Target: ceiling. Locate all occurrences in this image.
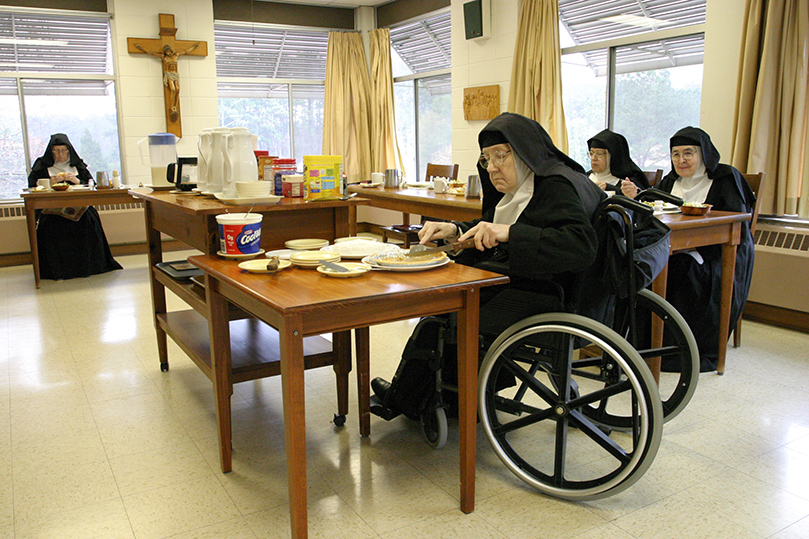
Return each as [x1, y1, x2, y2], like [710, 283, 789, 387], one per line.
[256, 0, 392, 7]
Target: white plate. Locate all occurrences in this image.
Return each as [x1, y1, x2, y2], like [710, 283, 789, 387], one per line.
[69, 185, 91, 190]
[334, 236, 379, 243]
[361, 254, 450, 272]
[405, 182, 432, 189]
[238, 258, 291, 273]
[214, 193, 282, 205]
[290, 251, 340, 268]
[317, 262, 372, 278]
[265, 249, 305, 260]
[217, 248, 266, 259]
[285, 238, 329, 250]
[319, 240, 400, 260]
[359, 182, 382, 188]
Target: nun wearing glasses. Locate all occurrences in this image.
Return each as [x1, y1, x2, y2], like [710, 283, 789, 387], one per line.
[419, 112, 606, 333]
[658, 126, 756, 372]
[586, 128, 649, 198]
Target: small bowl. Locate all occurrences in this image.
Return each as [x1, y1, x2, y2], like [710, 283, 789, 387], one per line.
[680, 204, 712, 216]
[236, 181, 273, 198]
[51, 183, 70, 191]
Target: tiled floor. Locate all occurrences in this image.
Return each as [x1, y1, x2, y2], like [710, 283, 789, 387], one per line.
[1, 251, 809, 538]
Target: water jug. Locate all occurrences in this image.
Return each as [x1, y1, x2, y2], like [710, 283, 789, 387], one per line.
[138, 133, 177, 187]
[223, 127, 258, 197]
[196, 129, 213, 192]
[207, 127, 231, 194]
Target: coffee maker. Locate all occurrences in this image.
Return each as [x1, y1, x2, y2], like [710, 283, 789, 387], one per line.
[167, 156, 198, 191]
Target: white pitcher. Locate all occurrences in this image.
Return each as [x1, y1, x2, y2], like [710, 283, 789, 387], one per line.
[196, 129, 214, 192]
[223, 127, 258, 197]
[207, 127, 231, 194]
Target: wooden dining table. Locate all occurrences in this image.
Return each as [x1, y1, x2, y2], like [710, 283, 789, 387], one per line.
[187, 254, 509, 539]
[348, 184, 751, 376]
[21, 186, 138, 288]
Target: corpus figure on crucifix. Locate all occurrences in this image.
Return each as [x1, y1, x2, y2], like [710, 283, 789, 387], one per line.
[135, 42, 199, 122]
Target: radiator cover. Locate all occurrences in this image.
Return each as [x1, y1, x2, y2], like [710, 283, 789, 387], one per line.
[748, 222, 809, 313]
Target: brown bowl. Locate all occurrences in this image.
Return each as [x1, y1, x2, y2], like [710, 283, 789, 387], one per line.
[680, 204, 712, 216]
[51, 183, 70, 191]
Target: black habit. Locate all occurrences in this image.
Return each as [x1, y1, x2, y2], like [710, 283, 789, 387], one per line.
[587, 129, 650, 191]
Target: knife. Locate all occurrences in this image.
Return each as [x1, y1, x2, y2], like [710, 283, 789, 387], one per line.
[405, 238, 476, 257]
[319, 259, 351, 272]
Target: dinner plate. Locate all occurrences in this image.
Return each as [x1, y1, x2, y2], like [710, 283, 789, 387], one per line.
[265, 249, 305, 260]
[214, 193, 282, 205]
[334, 236, 379, 243]
[405, 182, 432, 189]
[316, 262, 372, 278]
[361, 254, 450, 271]
[238, 259, 292, 273]
[217, 248, 266, 259]
[285, 238, 329, 250]
[319, 240, 399, 260]
[359, 182, 382, 188]
[290, 250, 340, 268]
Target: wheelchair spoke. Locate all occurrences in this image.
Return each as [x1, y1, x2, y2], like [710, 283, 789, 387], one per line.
[500, 353, 558, 406]
[569, 410, 632, 464]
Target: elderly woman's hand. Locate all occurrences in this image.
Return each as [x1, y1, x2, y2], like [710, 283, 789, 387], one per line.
[418, 221, 457, 244]
[620, 179, 639, 199]
[595, 180, 608, 191]
[458, 221, 510, 251]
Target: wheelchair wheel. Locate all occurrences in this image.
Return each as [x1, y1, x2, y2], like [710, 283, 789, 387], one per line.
[421, 406, 448, 449]
[478, 313, 663, 501]
[608, 289, 699, 423]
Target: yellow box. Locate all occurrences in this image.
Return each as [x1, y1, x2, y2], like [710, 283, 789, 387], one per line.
[303, 155, 342, 200]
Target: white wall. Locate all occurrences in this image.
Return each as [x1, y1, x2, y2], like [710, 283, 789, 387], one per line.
[110, 0, 219, 186]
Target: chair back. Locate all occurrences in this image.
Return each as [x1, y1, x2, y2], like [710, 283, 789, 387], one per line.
[643, 169, 663, 187]
[742, 172, 765, 235]
[425, 163, 459, 182]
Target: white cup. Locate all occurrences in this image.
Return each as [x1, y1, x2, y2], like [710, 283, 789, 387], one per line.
[37, 178, 50, 189]
[371, 172, 384, 185]
[434, 178, 448, 193]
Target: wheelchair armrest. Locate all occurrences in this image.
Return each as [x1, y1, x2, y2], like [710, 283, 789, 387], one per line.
[605, 195, 654, 217]
[637, 188, 684, 207]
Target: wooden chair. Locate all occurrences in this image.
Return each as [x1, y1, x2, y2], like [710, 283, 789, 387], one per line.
[733, 171, 765, 347]
[643, 169, 664, 187]
[381, 163, 460, 248]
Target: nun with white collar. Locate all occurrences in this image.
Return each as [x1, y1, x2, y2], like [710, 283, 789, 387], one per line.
[658, 126, 755, 372]
[586, 129, 649, 198]
[419, 112, 606, 333]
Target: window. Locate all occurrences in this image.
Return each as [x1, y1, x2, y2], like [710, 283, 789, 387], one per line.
[560, 0, 705, 171]
[389, 10, 451, 181]
[215, 23, 328, 166]
[0, 9, 119, 199]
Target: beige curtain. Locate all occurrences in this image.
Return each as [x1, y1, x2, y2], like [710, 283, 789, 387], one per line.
[731, 0, 809, 217]
[323, 31, 373, 183]
[368, 28, 405, 177]
[507, 0, 569, 152]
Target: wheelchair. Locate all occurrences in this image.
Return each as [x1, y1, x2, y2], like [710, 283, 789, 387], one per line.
[372, 192, 699, 501]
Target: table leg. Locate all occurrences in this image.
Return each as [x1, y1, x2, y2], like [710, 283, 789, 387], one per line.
[716, 244, 737, 375]
[457, 289, 478, 514]
[144, 203, 169, 368]
[205, 276, 234, 473]
[648, 263, 669, 384]
[354, 326, 371, 437]
[24, 200, 41, 289]
[332, 330, 352, 419]
[280, 315, 308, 539]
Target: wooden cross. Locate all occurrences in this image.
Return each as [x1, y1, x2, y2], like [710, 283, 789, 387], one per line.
[127, 14, 208, 138]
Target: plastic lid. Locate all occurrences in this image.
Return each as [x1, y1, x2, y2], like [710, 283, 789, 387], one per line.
[254, 150, 269, 156]
[148, 132, 177, 145]
[273, 158, 296, 164]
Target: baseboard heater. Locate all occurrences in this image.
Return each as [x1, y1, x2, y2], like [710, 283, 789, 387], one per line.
[747, 220, 809, 316]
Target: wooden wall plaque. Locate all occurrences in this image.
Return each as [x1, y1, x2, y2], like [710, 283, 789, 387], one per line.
[463, 85, 500, 121]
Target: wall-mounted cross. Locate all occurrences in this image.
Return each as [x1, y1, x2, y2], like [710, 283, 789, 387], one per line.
[127, 13, 208, 138]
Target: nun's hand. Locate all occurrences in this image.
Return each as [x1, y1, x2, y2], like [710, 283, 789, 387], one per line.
[458, 221, 509, 251]
[418, 221, 456, 244]
[620, 179, 639, 199]
[64, 172, 79, 185]
[595, 180, 608, 191]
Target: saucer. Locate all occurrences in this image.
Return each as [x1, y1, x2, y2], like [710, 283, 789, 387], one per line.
[317, 262, 371, 278]
[217, 248, 266, 259]
[285, 238, 329, 250]
[238, 259, 292, 273]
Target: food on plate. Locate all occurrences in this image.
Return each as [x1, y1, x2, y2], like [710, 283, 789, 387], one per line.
[321, 239, 398, 258]
[371, 250, 448, 267]
[266, 256, 279, 271]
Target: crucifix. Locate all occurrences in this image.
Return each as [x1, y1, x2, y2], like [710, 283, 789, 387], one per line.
[127, 14, 208, 137]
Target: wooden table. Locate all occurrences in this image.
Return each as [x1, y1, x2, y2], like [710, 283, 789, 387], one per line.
[188, 254, 509, 539]
[22, 187, 138, 288]
[347, 184, 482, 222]
[129, 190, 369, 472]
[654, 210, 751, 376]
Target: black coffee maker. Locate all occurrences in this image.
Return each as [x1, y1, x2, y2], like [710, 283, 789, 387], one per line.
[167, 156, 198, 191]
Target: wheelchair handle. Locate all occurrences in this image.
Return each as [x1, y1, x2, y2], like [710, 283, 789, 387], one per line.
[637, 187, 684, 206]
[605, 194, 654, 216]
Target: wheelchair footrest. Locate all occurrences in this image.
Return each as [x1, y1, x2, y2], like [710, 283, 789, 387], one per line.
[370, 396, 402, 421]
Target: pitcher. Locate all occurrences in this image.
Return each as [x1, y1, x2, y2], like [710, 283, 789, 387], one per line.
[196, 129, 213, 192]
[206, 127, 231, 194]
[223, 127, 258, 197]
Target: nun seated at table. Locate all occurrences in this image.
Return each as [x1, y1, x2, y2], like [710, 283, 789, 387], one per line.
[658, 126, 755, 372]
[586, 129, 649, 199]
[27, 133, 122, 281]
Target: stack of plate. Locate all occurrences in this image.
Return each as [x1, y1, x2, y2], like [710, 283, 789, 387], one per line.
[285, 238, 329, 250]
[290, 250, 340, 269]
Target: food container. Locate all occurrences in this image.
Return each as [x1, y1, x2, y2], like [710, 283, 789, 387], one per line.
[271, 158, 296, 195]
[303, 155, 343, 199]
[680, 203, 713, 216]
[282, 174, 305, 198]
[216, 213, 262, 256]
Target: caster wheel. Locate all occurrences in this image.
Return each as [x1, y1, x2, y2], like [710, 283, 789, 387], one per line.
[333, 414, 346, 427]
[421, 407, 448, 449]
[160, 363, 169, 372]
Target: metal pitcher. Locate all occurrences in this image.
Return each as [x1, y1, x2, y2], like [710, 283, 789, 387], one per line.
[466, 174, 481, 198]
[384, 169, 401, 189]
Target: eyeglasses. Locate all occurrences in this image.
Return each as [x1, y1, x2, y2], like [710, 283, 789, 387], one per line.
[587, 150, 608, 159]
[478, 150, 512, 169]
[671, 149, 698, 161]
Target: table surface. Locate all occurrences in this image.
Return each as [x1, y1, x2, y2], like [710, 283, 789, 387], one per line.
[189, 254, 509, 538]
[347, 184, 481, 221]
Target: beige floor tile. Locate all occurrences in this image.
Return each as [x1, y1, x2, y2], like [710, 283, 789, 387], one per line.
[12, 429, 108, 470]
[13, 499, 135, 539]
[0, 470, 12, 529]
[95, 411, 193, 459]
[109, 441, 212, 496]
[167, 517, 258, 539]
[771, 515, 809, 539]
[733, 446, 809, 500]
[244, 494, 378, 539]
[664, 418, 779, 467]
[378, 509, 507, 539]
[122, 475, 240, 539]
[571, 522, 639, 539]
[335, 467, 460, 535]
[12, 458, 120, 522]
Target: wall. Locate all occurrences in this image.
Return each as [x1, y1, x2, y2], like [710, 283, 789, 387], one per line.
[110, 0, 219, 186]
